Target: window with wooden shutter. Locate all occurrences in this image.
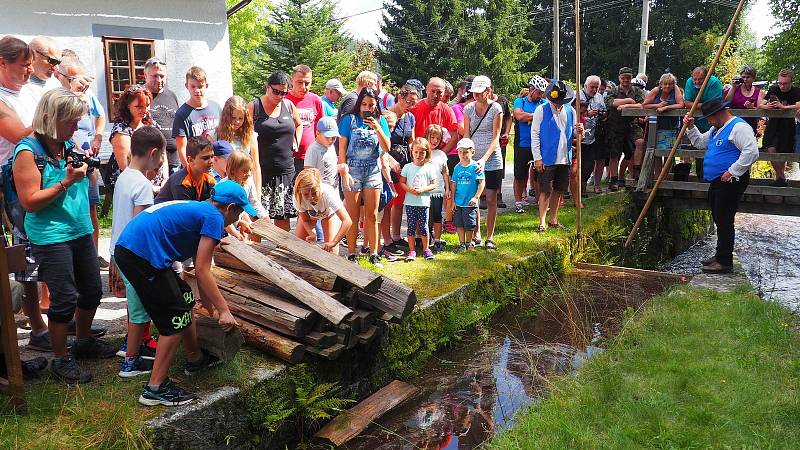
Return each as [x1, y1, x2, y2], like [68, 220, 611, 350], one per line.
[102, 38, 154, 115]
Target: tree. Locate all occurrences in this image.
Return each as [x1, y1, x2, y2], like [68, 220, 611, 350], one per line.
[227, 0, 272, 100]
[379, 0, 537, 96]
[763, 0, 800, 79]
[256, 0, 358, 95]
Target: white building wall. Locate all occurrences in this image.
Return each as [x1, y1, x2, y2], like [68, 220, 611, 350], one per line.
[0, 0, 234, 117]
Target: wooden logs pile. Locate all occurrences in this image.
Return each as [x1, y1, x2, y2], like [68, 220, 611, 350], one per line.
[186, 221, 416, 363]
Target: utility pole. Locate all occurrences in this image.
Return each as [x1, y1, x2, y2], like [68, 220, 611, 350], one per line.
[638, 0, 651, 74]
[553, 0, 560, 79]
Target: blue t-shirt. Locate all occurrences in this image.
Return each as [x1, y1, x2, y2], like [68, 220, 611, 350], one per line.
[401, 162, 437, 207]
[338, 114, 391, 141]
[513, 96, 546, 148]
[684, 76, 723, 132]
[73, 93, 105, 153]
[321, 97, 337, 117]
[116, 200, 224, 269]
[451, 161, 485, 207]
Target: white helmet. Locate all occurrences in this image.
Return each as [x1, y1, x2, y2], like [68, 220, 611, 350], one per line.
[631, 77, 646, 89]
[529, 75, 549, 92]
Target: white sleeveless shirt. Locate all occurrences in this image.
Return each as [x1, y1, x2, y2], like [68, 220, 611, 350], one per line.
[0, 84, 37, 164]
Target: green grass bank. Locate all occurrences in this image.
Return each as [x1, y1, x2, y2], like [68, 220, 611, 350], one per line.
[490, 286, 800, 449]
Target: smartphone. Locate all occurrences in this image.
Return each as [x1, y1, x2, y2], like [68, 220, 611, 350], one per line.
[362, 110, 374, 120]
[769, 95, 779, 103]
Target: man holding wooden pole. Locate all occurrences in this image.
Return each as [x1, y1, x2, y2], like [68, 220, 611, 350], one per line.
[115, 180, 256, 406]
[683, 98, 758, 274]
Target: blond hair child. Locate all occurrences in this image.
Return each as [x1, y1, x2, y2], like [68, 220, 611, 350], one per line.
[425, 124, 450, 252]
[294, 168, 352, 253]
[399, 137, 438, 260]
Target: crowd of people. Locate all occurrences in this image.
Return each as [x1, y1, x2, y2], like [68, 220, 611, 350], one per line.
[1, 32, 799, 406]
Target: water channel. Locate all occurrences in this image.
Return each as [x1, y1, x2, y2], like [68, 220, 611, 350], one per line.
[345, 268, 677, 450]
[344, 206, 800, 449]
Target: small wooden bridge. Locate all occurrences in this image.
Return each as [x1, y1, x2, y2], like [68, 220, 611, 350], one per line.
[622, 108, 800, 216]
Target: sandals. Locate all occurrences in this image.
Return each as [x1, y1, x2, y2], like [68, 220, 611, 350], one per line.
[536, 225, 547, 233]
[547, 222, 564, 229]
[484, 239, 497, 250]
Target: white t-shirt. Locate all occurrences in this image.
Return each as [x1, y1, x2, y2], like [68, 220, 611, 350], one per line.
[110, 168, 154, 256]
[430, 149, 448, 196]
[304, 140, 339, 187]
[295, 183, 343, 220]
[0, 85, 37, 164]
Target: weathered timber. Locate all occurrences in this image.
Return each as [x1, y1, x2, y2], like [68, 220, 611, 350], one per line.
[194, 306, 304, 363]
[652, 148, 800, 163]
[344, 314, 362, 336]
[306, 343, 345, 360]
[193, 313, 243, 362]
[304, 331, 337, 348]
[314, 380, 420, 446]
[215, 247, 338, 291]
[353, 277, 417, 320]
[251, 220, 383, 293]
[356, 326, 378, 345]
[622, 108, 796, 118]
[656, 180, 800, 197]
[222, 237, 352, 324]
[353, 309, 376, 329]
[187, 268, 315, 321]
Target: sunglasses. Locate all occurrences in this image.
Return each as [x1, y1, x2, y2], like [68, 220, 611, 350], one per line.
[36, 50, 60, 66]
[126, 84, 146, 93]
[270, 86, 289, 96]
[144, 57, 166, 68]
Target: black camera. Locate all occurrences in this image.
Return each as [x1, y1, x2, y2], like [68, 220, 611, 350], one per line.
[733, 77, 743, 84]
[69, 149, 101, 172]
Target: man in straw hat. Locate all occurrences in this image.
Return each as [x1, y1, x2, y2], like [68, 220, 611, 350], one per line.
[683, 98, 758, 274]
[531, 80, 583, 233]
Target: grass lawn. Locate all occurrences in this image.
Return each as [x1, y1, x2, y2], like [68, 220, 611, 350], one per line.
[490, 286, 800, 449]
[367, 192, 624, 299]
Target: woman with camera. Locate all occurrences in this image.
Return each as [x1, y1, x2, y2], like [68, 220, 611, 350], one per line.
[13, 88, 116, 384]
[724, 65, 760, 134]
[338, 87, 391, 264]
[248, 70, 303, 231]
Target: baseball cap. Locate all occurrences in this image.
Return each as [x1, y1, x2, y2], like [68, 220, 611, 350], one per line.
[325, 79, 347, 95]
[212, 140, 235, 158]
[316, 116, 340, 138]
[469, 75, 492, 93]
[619, 66, 634, 76]
[211, 180, 258, 218]
[457, 138, 475, 149]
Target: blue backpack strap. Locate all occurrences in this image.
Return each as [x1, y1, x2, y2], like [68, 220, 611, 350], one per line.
[16, 136, 49, 172]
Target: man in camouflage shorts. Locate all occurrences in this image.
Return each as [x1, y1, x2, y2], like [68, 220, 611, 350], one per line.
[605, 66, 645, 191]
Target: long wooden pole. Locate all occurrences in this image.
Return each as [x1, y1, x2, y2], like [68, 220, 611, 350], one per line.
[624, 0, 747, 249]
[574, 0, 582, 239]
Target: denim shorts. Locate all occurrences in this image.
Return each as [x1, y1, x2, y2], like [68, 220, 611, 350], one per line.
[346, 164, 382, 192]
[88, 181, 100, 205]
[453, 206, 478, 231]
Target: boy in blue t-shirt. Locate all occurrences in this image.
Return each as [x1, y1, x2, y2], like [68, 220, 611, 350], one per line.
[115, 180, 257, 407]
[449, 138, 485, 251]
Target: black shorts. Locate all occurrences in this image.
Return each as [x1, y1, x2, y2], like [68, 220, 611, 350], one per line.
[115, 246, 196, 336]
[514, 146, 533, 181]
[763, 120, 796, 153]
[429, 196, 444, 224]
[483, 169, 504, 190]
[447, 154, 460, 176]
[538, 164, 570, 194]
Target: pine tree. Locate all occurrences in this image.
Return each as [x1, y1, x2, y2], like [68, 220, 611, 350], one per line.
[227, 0, 272, 99]
[256, 0, 357, 95]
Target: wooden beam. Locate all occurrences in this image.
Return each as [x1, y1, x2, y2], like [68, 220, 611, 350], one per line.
[0, 245, 26, 413]
[634, 193, 800, 216]
[352, 277, 417, 320]
[238, 320, 305, 363]
[314, 380, 420, 446]
[221, 237, 352, 324]
[215, 247, 338, 291]
[656, 180, 800, 197]
[573, 263, 690, 281]
[652, 148, 800, 162]
[622, 108, 796, 118]
[251, 220, 383, 293]
[193, 314, 243, 362]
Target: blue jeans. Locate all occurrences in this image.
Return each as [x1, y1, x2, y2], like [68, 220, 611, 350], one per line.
[315, 220, 324, 243]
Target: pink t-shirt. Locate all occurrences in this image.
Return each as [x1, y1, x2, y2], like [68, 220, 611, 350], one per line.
[286, 92, 324, 161]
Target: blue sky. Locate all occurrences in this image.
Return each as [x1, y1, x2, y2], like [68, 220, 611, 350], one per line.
[339, 0, 776, 46]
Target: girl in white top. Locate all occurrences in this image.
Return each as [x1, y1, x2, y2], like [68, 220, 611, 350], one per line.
[425, 124, 450, 251]
[221, 150, 268, 240]
[294, 168, 352, 254]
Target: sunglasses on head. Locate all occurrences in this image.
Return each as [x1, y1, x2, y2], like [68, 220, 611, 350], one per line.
[144, 57, 166, 68]
[270, 86, 289, 96]
[36, 50, 60, 66]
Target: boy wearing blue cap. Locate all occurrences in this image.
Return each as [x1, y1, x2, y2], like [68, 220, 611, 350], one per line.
[115, 180, 257, 406]
[210, 140, 235, 182]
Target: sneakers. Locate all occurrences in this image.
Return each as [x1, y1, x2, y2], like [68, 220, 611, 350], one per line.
[71, 336, 117, 359]
[392, 238, 410, 249]
[467, 241, 476, 251]
[66, 319, 107, 338]
[382, 243, 404, 256]
[184, 349, 222, 376]
[423, 249, 435, 260]
[455, 243, 468, 252]
[51, 356, 91, 384]
[360, 246, 370, 255]
[139, 378, 196, 407]
[369, 254, 384, 268]
[347, 254, 358, 263]
[527, 187, 536, 198]
[97, 256, 110, 270]
[119, 356, 153, 378]
[514, 202, 525, 214]
[701, 255, 717, 266]
[608, 177, 619, 192]
[431, 241, 442, 253]
[0, 356, 47, 380]
[701, 261, 733, 274]
[406, 251, 417, 261]
[379, 248, 399, 262]
[117, 338, 157, 360]
[28, 331, 53, 352]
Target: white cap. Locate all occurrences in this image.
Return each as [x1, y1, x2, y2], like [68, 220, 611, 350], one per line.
[469, 75, 491, 93]
[325, 79, 347, 95]
[457, 138, 475, 149]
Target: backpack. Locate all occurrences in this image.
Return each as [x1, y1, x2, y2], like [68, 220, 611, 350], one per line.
[1, 136, 50, 233]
